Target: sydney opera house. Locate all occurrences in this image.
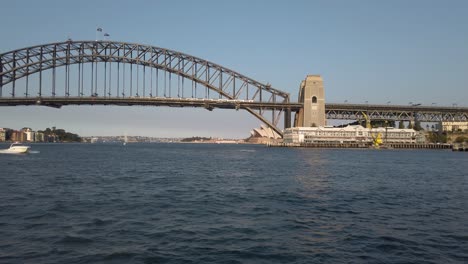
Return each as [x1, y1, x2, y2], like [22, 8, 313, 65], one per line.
[247, 125, 282, 144]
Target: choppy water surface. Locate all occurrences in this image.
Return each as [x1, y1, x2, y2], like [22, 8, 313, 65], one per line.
[0, 143, 467, 263]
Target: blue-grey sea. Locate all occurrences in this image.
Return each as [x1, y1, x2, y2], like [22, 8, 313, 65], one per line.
[0, 143, 467, 263]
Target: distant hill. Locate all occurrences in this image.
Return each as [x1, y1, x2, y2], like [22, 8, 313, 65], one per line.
[181, 136, 212, 142]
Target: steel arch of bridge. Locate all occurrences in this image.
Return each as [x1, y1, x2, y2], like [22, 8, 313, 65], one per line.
[0, 40, 291, 136]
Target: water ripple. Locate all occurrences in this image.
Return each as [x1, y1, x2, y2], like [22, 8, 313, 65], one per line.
[0, 143, 466, 263]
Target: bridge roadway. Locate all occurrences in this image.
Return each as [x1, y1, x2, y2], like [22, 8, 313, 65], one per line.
[0, 96, 300, 111]
[1, 97, 467, 122]
[324, 103, 468, 122]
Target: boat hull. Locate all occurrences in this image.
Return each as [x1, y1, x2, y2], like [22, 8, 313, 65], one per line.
[0, 146, 30, 154]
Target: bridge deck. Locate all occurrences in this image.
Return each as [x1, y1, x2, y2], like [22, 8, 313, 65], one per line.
[0, 97, 302, 110]
[1, 97, 466, 122]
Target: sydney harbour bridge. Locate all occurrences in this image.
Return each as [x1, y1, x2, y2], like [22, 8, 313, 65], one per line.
[1, 40, 467, 137]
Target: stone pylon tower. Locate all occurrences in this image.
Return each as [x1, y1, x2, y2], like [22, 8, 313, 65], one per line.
[294, 75, 326, 127]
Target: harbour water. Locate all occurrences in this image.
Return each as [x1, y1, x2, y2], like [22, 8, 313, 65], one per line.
[0, 143, 467, 263]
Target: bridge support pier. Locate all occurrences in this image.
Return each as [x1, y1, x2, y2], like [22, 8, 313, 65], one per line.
[294, 75, 326, 127]
[0, 61, 3, 97]
[284, 108, 291, 129]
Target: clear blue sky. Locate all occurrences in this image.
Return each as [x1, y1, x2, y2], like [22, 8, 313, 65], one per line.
[1, 0, 467, 138]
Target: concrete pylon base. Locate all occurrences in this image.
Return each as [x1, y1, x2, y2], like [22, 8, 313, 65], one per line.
[294, 75, 326, 127]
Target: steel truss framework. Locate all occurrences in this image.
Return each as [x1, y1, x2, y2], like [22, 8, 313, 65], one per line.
[325, 104, 468, 122]
[0, 40, 291, 136]
[1, 41, 468, 136]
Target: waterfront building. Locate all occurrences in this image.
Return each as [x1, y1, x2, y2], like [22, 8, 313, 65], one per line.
[248, 125, 282, 144]
[36, 132, 45, 142]
[283, 125, 417, 144]
[0, 129, 6, 142]
[369, 127, 417, 143]
[441, 121, 468, 132]
[44, 134, 58, 142]
[284, 125, 367, 144]
[25, 131, 36, 142]
[250, 125, 282, 139]
[10, 130, 27, 142]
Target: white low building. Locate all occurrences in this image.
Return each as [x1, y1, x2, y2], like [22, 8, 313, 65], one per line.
[284, 125, 368, 144]
[283, 125, 417, 144]
[441, 121, 468, 132]
[25, 131, 36, 142]
[370, 127, 417, 143]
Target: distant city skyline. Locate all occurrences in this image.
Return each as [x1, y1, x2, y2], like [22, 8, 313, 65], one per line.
[1, 0, 467, 137]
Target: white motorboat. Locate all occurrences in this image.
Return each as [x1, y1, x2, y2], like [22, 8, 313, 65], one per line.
[0, 142, 31, 154]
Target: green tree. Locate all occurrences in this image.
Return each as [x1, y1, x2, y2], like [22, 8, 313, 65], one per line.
[39, 127, 81, 142]
[398, 121, 405, 129]
[428, 132, 448, 143]
[414, 121, 422, 131]
[181, 136, 211, 142]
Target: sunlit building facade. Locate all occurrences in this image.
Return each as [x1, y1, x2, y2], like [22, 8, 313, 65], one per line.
[283, 125, 417, 144]
[10, 131, 27, 142]
[0, 129, 6, 142]
[441, 121, 468, 132]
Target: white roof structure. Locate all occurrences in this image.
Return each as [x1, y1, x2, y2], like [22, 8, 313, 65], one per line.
[370, 127, 415, 133]
[250, 125, 282, 139]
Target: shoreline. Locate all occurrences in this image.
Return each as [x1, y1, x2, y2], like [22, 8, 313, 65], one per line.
[267, 142, 461, 150]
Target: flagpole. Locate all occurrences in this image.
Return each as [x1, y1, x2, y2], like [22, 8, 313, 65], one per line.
[96, 27, 103, 41]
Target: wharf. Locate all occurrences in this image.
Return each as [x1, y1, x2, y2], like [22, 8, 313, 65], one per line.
[268, 142, 370, 148]
[268, 142, 453, 150]
[452, 143, 468, 151]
